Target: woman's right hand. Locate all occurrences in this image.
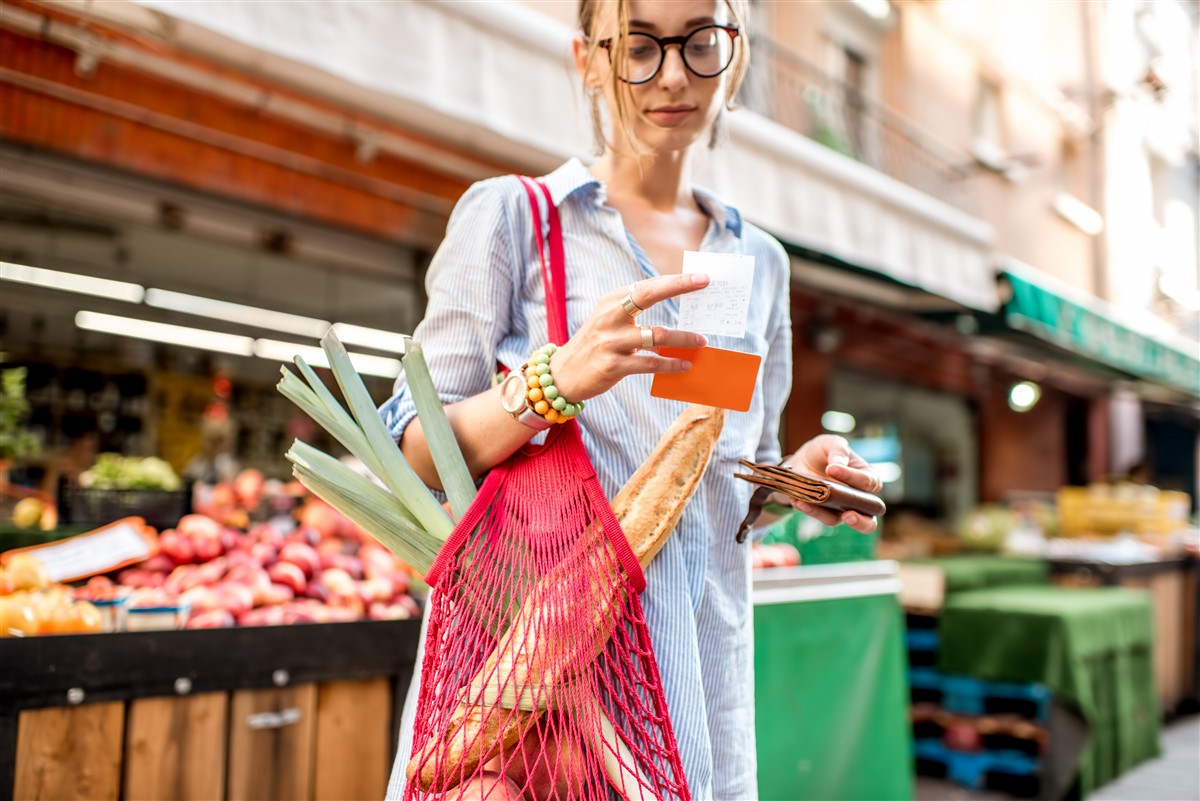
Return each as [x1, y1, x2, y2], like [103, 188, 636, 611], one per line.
[549, 273, 711, 402]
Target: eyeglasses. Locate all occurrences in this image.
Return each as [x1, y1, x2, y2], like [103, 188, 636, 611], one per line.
[598, 25, 740, 85]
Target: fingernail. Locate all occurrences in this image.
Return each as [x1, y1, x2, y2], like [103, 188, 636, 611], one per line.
[691, 273, 709, 286]
[830, 454, 849, 467]
[695, 334, 708, 346]
[681, 360, 693, 370]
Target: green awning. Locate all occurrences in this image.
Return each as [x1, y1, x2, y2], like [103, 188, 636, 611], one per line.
[1002, 264, 1200, 396]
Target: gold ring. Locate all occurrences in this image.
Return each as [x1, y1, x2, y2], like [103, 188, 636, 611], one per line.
[640, 325, 655, 349]
[620, 287, 644, 318]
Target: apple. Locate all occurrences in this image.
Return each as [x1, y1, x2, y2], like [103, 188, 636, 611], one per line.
[391, 571, 412, 596]
[325, 590, 364, 619]
[320, 554, 363, 580]
[320, 568, 356, 596]
[356, 577, 394, 605]
[368, 601, 413, 621]
[234, 468, 265, 508]
[394, 595, 422, 619]
[316, 538, 346, 558]
[225, 564, 272, 603]
[177, 514, 222, 540]
[268, 561, 306, 595]
[210, 482, 238, 509]
[260, 582, 295, 606]
[219, 528, 242, 553]
[164, 565, 198, 594]
[141, 554, 176, 574]
[249, 523, 285, 549]
[191, 532, 224, 563]
[239, 606, 287, 627]
[224, 550, 256, 571]
[278, 542, 320, 579]
[303, 580, 330, 603]
[322, 606, 361, 623]
[282, 601, 322, 625]
[214, 582, 255, 618]
[180, 586, 218, 614]
[158, 531, 196, 565]
[288, 527, 321, 549]
[248, 542, 277, 568]
[299, 500, 342, 540]
[187, 609, 235, 629]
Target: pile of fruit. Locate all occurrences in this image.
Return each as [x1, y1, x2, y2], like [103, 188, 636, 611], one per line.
[1, 472, 424, 636]
[0, 553, 103, 636]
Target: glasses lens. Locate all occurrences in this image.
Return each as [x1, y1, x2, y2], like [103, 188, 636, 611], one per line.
[683, 26, 735, 77]
[620, 33, 662, 83]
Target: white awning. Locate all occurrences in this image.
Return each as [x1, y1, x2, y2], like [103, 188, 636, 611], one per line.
[95, 0, 996, 310]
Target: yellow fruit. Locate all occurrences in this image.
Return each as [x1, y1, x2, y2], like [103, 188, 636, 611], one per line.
[6, 554, 51, 592]
[11, 497, 44, 529]
[0, 593, 39, 637]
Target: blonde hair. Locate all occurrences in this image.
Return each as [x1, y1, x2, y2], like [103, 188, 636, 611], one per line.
[578, 0, 751, 155]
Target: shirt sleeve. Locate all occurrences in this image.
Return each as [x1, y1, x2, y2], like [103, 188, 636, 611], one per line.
[379, 179, 519, 442]
[753, 236, 793, 465]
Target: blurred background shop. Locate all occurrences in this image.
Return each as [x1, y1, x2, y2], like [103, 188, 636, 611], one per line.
[1, 2, 1197, 801]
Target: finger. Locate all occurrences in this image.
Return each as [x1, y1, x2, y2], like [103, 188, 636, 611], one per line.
[622, 273, 710, 317]
[626, 326, 707, 352]
[827, 463, 882, 493]
[841, 511, 878, 534]
[621, 353, 693, 375]
[792, 500, 842, 528]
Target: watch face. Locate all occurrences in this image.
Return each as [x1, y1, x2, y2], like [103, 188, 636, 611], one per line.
[500, 372, 527, 414]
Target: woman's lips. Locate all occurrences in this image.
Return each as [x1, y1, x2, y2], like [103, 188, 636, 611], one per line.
[646, 107, 697, 125]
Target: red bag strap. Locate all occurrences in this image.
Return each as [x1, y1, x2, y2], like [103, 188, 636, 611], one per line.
[517, 176, 569, 346]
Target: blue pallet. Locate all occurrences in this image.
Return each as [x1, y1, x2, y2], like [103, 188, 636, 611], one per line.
[913, 738, 1040, 788]
[905, 630, 941, 652]
[940, 675, 1050, 721]
[908, 667, 942, 690]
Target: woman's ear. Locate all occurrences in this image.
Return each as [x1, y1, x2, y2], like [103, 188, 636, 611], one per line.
[573, 35, 605, 91]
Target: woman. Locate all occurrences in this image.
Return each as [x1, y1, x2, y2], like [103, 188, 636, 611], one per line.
[383, 1, 880, 797]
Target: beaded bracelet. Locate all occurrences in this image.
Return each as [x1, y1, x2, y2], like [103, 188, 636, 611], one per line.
[523, 344, 584, 425]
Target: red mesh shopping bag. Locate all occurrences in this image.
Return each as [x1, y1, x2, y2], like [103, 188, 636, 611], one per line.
[402, 178, 689, 801]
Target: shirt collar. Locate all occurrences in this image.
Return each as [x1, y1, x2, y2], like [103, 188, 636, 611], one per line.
[540, 158, 743, 239]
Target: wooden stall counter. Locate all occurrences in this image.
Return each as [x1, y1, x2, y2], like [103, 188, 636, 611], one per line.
[1, 620, 421, 801]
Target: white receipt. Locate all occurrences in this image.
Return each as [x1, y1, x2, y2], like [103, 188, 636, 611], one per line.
[677, 251, 756, 338]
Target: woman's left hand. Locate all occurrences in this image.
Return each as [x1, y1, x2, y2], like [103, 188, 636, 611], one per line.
[781, 435, 881, 534]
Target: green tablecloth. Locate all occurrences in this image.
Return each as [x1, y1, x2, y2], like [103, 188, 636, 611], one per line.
[940, 586, 1160, 798]
[911, 554, 1049, 595]
[755, 592, 913, 800]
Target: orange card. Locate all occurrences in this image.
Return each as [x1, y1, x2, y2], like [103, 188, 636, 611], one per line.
[651, 346, 762, 411]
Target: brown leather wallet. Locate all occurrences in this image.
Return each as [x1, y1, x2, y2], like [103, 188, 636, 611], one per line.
[735, 459, 887, 518]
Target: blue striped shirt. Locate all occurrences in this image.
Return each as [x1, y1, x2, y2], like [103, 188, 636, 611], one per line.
[382, 158, 792, 800]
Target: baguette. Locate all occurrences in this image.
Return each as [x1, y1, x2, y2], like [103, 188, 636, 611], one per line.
[408, 404, 726, 792]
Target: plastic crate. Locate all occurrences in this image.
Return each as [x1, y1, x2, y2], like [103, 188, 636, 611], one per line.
[940, 675, 1050, 722]
[913, 738, 1040, 793]
[62, 487, 190, 531]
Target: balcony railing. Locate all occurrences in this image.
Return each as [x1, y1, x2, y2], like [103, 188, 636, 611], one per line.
[741, 37, 979, 214]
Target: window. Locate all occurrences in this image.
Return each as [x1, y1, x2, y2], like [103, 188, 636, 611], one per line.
[972, 78, 1007, 169]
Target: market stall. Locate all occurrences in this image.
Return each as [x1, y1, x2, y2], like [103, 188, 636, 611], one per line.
[1, 619, 420, 801]
[753, 560, 913, 800]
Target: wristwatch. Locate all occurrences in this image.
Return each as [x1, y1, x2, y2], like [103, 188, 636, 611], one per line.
[499, 371, 552, 431]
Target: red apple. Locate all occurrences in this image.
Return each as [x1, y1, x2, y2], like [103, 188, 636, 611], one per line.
[299, 500, 341, 540]
[164, 565, 198, 594]
[356, 577, 394, 605]
[316, 538, 346, 558]
[394, 595, 422, 619]
[289, 527, 321, 549]
[239, 606, 287, 627]
[322, 605, 361, 623]
[234, 468, 265, 508]
[303, 580, 330, 603]
[268, 561, 306, 595]
[320, 554, 363, 580]
[260, 582, 295, 606]
[177, 514, 222, 540]
[219, 528, 242, 553]
[248, 542, 277, 568]
[279, 542, 320, 579]
[180, 586, 218, 614]
[390, 571, 411, 596]
[140, 554, 176, 573]
[158, 531, 196, 565]
[320, 568, 356, 596]
[368, 601, 413, 621]
[191, 532, 223, 563]
[210, 482, 238, 509]
[187, 609, 235, 629]
[282, 601, 322, 625]
[214, 582, 255, 618]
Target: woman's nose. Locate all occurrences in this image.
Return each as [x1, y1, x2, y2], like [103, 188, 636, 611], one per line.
[657, 45, 689, 90]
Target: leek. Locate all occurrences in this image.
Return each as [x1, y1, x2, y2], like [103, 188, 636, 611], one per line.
[402, 340, 476, 519]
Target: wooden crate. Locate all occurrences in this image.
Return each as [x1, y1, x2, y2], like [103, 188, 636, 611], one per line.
[1, 621, 421, 801]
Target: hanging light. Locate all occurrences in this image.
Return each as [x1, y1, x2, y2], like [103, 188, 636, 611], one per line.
[1008, 381, 1042, 412]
